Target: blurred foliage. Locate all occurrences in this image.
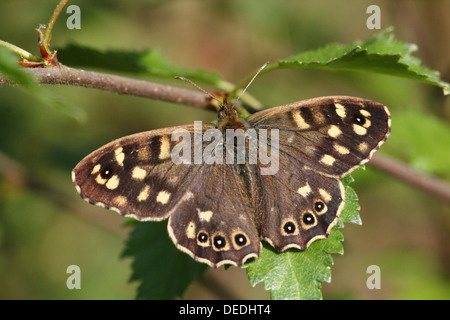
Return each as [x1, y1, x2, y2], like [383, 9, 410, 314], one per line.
[0, 0, 449, 300]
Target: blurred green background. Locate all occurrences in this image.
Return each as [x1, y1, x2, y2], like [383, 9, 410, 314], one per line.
[0, 0, 449, 299]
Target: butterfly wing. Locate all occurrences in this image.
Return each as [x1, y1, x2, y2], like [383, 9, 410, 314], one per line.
[247, 96, 391, 177]
[167, 164, 261, 267]
[72, 124, 212, 221]
[256, 151, 345, 251]
[247, 96, 390, 251]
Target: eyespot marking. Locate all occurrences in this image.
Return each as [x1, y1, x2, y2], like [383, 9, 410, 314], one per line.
[281, 219, 299, 236]
[197, 231, 209, 247]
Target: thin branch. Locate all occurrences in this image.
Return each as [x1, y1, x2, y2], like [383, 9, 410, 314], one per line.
[369, 153, 450, 203]
[0, 64, 217, 111]
[1, 64, 449, 203]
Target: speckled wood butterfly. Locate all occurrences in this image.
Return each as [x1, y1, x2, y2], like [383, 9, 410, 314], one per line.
[72, 95, 390, 267]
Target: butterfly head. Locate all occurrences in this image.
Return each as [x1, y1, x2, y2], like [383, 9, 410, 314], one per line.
[217, 98, 250, 131]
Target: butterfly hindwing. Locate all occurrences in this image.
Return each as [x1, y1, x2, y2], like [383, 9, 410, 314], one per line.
[257, 151, 345, 251]
[167, 164, 261, 267]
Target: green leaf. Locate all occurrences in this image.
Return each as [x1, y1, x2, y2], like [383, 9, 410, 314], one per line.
[122, 220, 208, 300]
[0, 47, 86, 122]
[243, 176, 360, 300]
[57, 44, 229, 88]
[275, 28, 449, 95]
[0, 47, 36, 85]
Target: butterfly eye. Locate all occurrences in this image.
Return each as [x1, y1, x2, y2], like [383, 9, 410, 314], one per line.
[197, 232, 209, 243]
[302, 213, 315, 225]
[234, 233, 248, 247]
[353, 113, 366, 125]
[283, 221, 296, 234]
[213, 235, 227, 249]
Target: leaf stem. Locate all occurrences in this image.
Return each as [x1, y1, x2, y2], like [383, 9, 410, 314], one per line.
[0, 40, 42, 62]
[42, 0, 70, 53]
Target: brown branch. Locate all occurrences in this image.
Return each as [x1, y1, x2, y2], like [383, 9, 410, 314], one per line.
[0, 63, 217, 111]
[1, 64, 449, 203]
[369, 153, 450, 204]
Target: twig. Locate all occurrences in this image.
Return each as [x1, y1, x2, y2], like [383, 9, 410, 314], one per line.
[369, 153, 450, 203]
[0, 64, 217, 111]
[42, 0, 70, 54]
[1, 64, 449, 203]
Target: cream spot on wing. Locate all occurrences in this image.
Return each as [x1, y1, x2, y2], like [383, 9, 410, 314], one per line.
[132, 166, 147, 181]
[185, 221, 196, 239]
[292, 111, 310, 129]
[335, 103, 346, 119]
[353, 124, 367, 135]
[327, 125, 342, 138]
[358, 142, 369, 153]
[362, 118, 371, 128]
[334, 143, 350, 155]
[158, 136, 171, 160]
[115, 147, 125, 166]
[106, 175, 120, 190]
[91, 164, 101, 175]
[320, 154, 336, 166]
[95, 174, 107, 185]
[318, 188, 332, 202]
[197, 209, 214, 222]
[113, 195, 127, 207]
[360, 109, 371, 117]
[137, 185, 150, 202]
[156, 190, 171, 204]
[297, 183, 312, 197]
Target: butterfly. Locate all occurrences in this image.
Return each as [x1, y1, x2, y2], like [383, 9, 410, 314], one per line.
[72, 95, 390, 267]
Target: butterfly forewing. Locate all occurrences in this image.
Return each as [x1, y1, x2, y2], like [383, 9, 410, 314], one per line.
[72, 124, 212, 220]
[247, 96, 391, 177]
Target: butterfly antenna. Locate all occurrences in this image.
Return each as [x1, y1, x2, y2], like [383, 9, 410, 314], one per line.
[236, 61, 269, 101]
[175, 76, 223, 106]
